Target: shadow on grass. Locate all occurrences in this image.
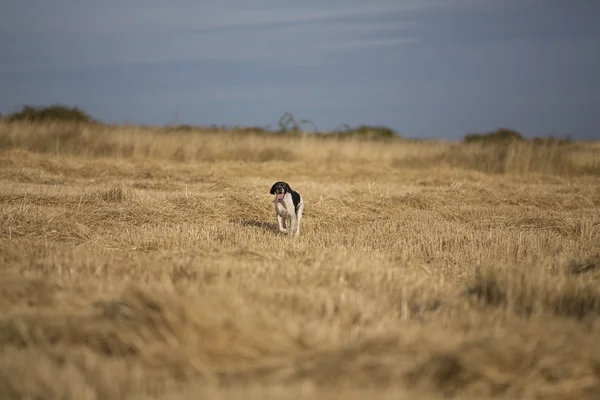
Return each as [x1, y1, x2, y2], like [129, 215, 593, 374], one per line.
[232, 219, 279, 234]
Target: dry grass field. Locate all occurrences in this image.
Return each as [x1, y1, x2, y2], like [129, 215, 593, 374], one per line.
[1, 121, 600, 399]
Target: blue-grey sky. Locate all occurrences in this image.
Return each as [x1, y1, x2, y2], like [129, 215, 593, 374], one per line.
[1, 1, 599, 140]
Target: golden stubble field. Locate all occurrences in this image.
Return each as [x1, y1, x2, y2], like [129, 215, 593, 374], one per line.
[1, 121, 600, 399]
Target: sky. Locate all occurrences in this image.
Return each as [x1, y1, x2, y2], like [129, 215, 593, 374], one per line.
[1, 0, 599, 140]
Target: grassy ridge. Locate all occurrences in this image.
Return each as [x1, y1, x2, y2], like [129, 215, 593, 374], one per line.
[1, 120, 599, 177]
[1, 118, 600, 399]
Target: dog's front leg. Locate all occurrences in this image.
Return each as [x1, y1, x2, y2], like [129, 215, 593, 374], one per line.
[295, 205, 304, 237]
[288, 216, 297, 236]
[277, 214, 287, 233]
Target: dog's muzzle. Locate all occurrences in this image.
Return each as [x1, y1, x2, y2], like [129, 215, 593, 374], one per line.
[273, 192, 285, 203]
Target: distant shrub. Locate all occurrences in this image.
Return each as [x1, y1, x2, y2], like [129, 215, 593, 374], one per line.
[464, 128, 524, 144]
[464, 129, 576, 147]
[349, 125, 397, 139]
[167, 124, 196, 132]
[159, 112, 401, 141]
[531, 136, 573, 146]
[6, 104, 98, 124]
[325, 124, 400, 141]
[277, 112, 318, 134]
[237, 126, 271, 135]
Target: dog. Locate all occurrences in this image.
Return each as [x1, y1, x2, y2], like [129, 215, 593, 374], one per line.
[270, 181, 304, 237]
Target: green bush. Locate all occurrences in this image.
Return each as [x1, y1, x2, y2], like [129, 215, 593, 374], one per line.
[349, 125, 397, 139]
[5, 104, 98, 124]
[464, 128, 524, 144]
[325, 124, 400, 141]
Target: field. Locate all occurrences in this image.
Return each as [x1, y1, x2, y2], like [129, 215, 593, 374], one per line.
[1, 121, 600, 399]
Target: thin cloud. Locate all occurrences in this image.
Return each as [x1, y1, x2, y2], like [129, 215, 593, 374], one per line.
[1, 4, 422, 71]
[322, 37, 420, 53]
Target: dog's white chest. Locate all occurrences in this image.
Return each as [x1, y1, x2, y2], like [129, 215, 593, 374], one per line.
[275, 195, 295, 217]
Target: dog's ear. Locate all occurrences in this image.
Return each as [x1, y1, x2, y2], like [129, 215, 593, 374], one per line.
[270, 183, 278, 195]
[284, 183, 292, 192]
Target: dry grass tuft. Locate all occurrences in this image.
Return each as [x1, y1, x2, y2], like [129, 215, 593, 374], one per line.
[406, 327, 600, 400]
[467, 267, 600, 319]
[569, 254, 600, 277]
[1, 121, 600, 399]
[394, 140, 600, 177]
[97, 184, 129, 203]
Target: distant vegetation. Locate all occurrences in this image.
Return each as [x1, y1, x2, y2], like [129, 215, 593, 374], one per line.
[464, 128, 525, 144]
[0, 104, 577, 144]
[325, 123, 398, 141]
[3, 104, 98, 124]
[464, 128, 573, 145]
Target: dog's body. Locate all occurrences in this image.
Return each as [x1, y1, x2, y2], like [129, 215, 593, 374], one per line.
[270, 181, 304, 237]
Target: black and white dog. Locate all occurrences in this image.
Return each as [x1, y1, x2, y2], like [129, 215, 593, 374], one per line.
[270, 181, 304, 237]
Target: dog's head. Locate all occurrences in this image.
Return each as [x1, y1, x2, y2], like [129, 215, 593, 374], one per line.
[270, 181, 291, 203]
